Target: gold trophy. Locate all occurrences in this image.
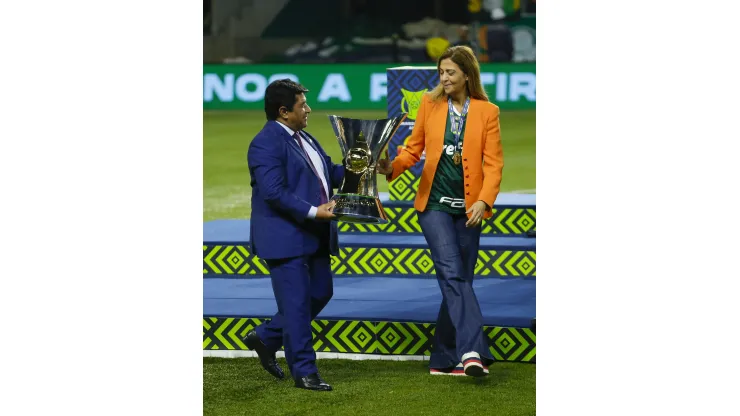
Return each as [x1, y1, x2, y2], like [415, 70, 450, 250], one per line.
[327, 114, 407, 223]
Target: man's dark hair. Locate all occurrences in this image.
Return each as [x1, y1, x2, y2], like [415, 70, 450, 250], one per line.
[264, 79, 309, 121]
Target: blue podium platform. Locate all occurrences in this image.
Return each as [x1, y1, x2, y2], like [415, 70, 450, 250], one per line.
[202, 192, 537, 361]
[204, 277, 535, 328]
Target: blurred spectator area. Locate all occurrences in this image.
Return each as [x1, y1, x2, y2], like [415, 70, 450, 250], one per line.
[204, 0, 535, 64]
[203, 0, 212, 36]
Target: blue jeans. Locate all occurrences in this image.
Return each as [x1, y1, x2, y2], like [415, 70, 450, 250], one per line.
[417, 209, 495, 368]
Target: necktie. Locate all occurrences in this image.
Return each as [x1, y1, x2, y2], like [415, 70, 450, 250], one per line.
[294, 132, 328, 204]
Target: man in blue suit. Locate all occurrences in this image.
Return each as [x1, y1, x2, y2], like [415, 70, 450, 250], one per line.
[243, 79, 343, 391]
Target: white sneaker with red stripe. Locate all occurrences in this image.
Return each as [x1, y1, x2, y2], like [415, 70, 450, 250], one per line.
[462, 352, 487, 377]
[429, 363, 466, 376]
[430, 361, 489, 376]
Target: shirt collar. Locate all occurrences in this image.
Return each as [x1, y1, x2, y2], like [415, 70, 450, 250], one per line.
[276, 120, 297, 137]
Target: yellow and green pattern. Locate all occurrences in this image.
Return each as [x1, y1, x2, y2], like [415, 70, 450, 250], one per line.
[337, 206, 535, 234]
[203, 317, 536, 363]
[203, 245, 270, 275]
[204, 246, 535, 277]
[389, 170, 420, 201]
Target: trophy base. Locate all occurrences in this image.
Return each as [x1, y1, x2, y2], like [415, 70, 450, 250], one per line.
[331, 193, 388, 224]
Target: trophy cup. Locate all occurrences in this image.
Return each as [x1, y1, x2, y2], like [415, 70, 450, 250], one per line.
[327, 114, 407, 224]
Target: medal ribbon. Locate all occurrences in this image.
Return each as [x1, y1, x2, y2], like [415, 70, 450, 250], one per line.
[448, 97, 470, 153]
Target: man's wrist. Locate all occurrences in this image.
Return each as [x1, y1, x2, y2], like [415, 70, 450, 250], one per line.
[307, 206, 318, 219]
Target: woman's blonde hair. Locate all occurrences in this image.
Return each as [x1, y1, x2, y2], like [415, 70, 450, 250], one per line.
[428, 46, 489, 102]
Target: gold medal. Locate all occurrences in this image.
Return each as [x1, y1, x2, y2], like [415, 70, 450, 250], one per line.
[453, 151, 462, 165]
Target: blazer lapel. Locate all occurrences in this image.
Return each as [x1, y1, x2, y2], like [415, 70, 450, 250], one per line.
[461, 99, 481, 160]
[430, 99, 448, 160]
[272, 121, 312, 168]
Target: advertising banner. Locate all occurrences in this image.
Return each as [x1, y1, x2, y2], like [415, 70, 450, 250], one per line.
[203, 63, 535, 111]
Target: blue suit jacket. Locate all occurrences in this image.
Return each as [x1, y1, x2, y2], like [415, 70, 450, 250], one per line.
[247, 120, 345, 260]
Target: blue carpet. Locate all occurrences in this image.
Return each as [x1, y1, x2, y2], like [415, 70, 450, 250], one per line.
[203, 220, 535, 251]
[203, 277, 535, 328]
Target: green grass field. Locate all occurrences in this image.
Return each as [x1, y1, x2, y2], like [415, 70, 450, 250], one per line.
[203, 358, 536, 416]
[203, 110, 535, 221]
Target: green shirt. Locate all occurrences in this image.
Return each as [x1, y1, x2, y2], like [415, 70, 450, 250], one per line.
[426, 109, 467, 214]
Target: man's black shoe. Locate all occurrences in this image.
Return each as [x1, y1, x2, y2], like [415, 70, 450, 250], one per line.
[243, 330, 284, 380]
[294, 373, 333, 391]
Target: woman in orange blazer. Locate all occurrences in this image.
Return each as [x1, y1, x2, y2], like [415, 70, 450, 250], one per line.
[378, 46, 504, 377]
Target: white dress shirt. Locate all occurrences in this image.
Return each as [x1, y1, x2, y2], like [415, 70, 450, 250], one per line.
[276, 121, 330, 219]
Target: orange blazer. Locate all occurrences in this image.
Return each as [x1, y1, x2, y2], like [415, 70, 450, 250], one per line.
[389, 93, 504, 219]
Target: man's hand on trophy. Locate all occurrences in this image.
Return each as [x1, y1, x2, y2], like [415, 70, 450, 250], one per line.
[315, 200, 337, 221]
[376, 159, 393, 175]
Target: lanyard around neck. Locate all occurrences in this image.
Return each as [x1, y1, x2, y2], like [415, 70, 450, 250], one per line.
[448, 97, 470, 149]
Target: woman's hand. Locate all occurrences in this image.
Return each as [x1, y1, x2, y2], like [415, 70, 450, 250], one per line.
[465, 200, 489, 228]
[377, 158, 393, 175]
